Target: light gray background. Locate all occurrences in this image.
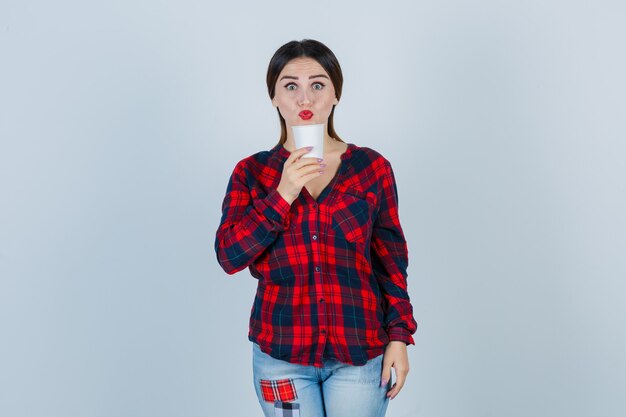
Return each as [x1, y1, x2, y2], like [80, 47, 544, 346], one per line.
[1, 1, 625, 416]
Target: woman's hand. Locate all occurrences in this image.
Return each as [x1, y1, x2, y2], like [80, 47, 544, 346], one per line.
[276, 146, 325, 204]
[381, 341, 410, 400]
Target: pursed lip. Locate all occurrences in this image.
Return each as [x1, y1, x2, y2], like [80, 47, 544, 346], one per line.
[299, 110, 313, 120]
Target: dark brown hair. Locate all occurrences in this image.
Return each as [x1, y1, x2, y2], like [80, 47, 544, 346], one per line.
[266, 39, 344, 145]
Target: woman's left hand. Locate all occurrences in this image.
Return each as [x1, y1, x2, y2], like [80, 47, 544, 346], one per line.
[380, 341, 410, 400]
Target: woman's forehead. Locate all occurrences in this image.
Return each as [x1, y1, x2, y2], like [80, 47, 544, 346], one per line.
[279, 57, 328, 77]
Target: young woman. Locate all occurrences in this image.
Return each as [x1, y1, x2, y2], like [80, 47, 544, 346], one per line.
[215, 39, 417, 417]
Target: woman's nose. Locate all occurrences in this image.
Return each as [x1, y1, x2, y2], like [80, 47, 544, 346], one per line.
[297, 90, 311, 105]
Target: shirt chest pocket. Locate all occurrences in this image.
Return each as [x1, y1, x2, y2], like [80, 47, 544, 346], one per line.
[331, 189, 376, 244]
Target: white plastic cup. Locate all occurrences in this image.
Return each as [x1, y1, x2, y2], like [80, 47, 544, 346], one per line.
[292, 124, 325, 159]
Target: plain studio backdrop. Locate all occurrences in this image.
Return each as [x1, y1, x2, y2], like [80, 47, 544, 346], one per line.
[1, 1, 625, 416]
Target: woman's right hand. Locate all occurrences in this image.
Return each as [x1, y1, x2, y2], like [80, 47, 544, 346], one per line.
[276, 146, 326, 205]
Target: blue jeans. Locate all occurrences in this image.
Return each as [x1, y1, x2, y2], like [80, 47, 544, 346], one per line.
[252, 342, 390, 417]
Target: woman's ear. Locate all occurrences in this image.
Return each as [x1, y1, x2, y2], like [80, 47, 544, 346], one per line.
[272, 97, 278, 107]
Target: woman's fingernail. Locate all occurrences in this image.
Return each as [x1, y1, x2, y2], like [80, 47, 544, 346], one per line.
[307, 146, 314, 150]
[317, 158, 323, 162]
[381, 379, 388, 387]
[320, 164, 327, 168]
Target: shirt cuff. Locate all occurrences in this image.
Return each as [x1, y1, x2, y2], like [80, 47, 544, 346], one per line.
[261, 188, 292, 228]
[387, 327, 415, 345]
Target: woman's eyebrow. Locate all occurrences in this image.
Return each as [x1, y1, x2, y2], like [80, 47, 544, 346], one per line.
[279, 74, 330, 81]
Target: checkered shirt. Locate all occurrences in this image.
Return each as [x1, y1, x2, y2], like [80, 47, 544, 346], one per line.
[215, 143, 417, 367]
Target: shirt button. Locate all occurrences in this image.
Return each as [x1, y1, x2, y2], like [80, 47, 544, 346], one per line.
[312, 234, 318, 240]
[319, 298, 325, 303]
[312, 204, 317, 209]
[321, 329, 326, 334]
[315, 266, 321, 272]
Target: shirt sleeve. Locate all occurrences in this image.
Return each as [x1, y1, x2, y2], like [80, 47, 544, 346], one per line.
[215, 159, 291, 275]
[370, 160, 418, 345]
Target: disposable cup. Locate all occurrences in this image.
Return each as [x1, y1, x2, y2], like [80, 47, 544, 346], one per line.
[292, 124, 325, 159]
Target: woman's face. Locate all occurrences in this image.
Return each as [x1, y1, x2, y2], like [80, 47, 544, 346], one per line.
[272, 57, 339, 129]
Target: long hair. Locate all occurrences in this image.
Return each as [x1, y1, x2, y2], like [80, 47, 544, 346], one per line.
[266, 39, 344, 145]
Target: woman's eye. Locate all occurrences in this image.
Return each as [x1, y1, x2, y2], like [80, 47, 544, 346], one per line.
[285, 83, 296, 91]
[312, 82, 324, 90]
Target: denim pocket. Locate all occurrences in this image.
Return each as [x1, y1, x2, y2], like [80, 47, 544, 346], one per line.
[357, 353, 385, 385]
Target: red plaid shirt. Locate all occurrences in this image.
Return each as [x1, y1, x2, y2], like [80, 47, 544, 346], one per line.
[215, 143, 417, 367]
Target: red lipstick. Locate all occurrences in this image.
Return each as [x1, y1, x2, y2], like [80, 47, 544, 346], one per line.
[299, 110, 313, 120]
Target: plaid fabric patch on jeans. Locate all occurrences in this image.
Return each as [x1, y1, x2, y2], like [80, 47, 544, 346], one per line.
[259, 378, 298, 403]
[274, 401, 300, 417]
